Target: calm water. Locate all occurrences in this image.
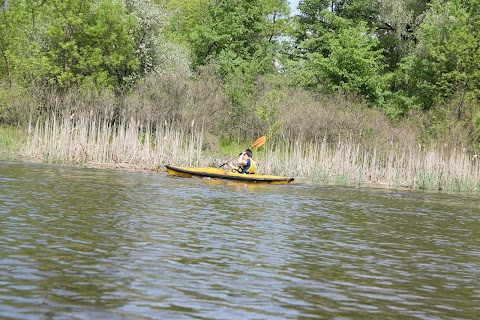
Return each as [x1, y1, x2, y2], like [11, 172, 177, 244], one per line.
[1, 161, 479, 320]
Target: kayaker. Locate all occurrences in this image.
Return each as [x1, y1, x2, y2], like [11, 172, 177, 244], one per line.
[226, 148, 257, 174]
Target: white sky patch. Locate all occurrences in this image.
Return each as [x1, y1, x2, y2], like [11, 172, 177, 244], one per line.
[289, 0, 300, 15]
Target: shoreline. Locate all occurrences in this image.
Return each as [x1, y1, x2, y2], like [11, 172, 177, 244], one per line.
[2, 153, 464, 194]
[2, 118, 480, 192]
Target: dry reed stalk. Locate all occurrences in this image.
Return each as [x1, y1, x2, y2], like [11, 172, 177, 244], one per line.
[260, 138, 480, 191]
[23, 112, 203, 168]
[23, 112, 480, 191]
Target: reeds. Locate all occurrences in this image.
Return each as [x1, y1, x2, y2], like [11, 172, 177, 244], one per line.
[261, 138, 480, 192]
[22, 112, 480, 192]
[24, 111, 203, 168]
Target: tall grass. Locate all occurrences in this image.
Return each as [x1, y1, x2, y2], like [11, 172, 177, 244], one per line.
[260, 138, 480, 192]
[12, 77, 480, 192]
[0, 125, 23, 157]
[24, 111, 204, 168]
[20, 109, 480, 192]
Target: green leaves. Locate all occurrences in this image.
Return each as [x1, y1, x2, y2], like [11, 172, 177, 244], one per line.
[188, 0, 285, 76]
[289, 8, 387, 105]
[43, 0, 141, 89]
[182, 0, 290, 132]
[313, 23, 385, 100]
[286, 0, 480, 119]
[0, 0, 149, 91]
[398, 0, 480, 111]
[1, 0, 480, 129]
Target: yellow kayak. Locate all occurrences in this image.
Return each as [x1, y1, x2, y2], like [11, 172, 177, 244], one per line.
[165, 165, 294, 184]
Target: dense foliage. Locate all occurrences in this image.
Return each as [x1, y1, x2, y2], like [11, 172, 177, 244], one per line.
[1, 0, 480, 150]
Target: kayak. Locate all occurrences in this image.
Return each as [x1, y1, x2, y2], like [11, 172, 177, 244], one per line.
[165, 165, 294, 184]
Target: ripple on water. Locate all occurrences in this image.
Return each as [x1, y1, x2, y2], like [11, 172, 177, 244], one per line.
[0, 162, 479, 319]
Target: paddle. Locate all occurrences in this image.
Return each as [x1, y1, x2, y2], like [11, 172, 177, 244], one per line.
[219, 136, 266, 168]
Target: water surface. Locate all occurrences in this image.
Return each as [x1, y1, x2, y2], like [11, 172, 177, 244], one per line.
[1, 161, 479, 319]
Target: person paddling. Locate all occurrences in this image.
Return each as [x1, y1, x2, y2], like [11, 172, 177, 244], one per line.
[226, 148, 257, 174]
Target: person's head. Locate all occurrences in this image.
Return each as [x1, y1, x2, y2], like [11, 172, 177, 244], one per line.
[245, 149, 253, 158]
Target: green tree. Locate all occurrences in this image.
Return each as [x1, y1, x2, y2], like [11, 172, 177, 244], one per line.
[294, 0, 429, 69]
[288, 9, 386, 104]
[188, 0, 288, 75]
[0, 0, 16, 86]
[0, 0, 40, 87]
[181, 0, 289, 134]
[398, 0, 480, 115]
[0, 0, 149, 91]
[41, 0, 140, 90]
[161, 0, 210, 43]
[286, 0, 435, 114]
[125, 0, 178, 76]
[324, 0, 429, 70]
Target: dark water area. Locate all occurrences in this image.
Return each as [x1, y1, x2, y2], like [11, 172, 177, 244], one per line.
[1, 161, 479, 319]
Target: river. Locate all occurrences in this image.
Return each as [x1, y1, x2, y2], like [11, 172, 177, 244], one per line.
[1, 161, 479, 319]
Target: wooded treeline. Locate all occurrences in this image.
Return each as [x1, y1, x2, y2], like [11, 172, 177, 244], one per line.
[1, 0, 480, 153]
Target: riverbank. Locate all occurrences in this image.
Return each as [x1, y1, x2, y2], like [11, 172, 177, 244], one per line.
[2, 117, 479, 192]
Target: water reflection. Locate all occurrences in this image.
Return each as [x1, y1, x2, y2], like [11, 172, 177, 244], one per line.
[1, 161, 479, 319]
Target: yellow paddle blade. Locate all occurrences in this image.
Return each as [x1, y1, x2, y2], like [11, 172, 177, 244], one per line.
[251, 136, 266, 149]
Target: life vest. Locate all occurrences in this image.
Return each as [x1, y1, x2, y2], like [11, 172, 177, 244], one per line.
[234, 159, 257, 174]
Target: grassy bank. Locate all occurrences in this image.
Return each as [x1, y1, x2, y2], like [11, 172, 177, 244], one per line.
[2, 76, 479, 192]
[23, 112, 204, 168]
[9, 113, 478, 192]
[0, 125, 24, 160]
[260, 139, 480, 192]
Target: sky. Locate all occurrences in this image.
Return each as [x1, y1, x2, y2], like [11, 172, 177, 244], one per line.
[289, 0, 300, 14]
